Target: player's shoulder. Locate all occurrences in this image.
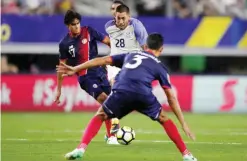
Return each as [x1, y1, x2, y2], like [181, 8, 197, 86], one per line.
[138, 51, 167, 70]
[159, 62, 169, 73]
[59, 34, 70, 47]
[81, 26, 92, 32]
[139, 51, 161, 63]
[129, 18, 144, 26]
[129, 18, 140, 24]
[81, 26, 99, 36]
[105, 19, 115, 29]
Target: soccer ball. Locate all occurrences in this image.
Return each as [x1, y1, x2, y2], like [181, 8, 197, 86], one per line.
[116, 126, 135, 145]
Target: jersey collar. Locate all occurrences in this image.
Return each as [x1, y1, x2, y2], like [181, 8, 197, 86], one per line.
[145, 49, 156, 57]
[69, 29, 81, 38]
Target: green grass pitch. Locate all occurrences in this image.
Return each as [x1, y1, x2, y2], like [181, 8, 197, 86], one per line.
[2, 112, 247, 161]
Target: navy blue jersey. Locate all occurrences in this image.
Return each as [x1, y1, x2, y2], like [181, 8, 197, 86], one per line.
[59, 26, 107, 78]
[111, 51, 171, 95]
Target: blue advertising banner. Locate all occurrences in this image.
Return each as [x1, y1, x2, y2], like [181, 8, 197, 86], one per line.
[1, 15, 247, 48]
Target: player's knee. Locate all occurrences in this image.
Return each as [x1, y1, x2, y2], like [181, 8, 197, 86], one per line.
[157, 110, 169, 124]
[95, 107, 108, 121]
[96, 93, 108, 104]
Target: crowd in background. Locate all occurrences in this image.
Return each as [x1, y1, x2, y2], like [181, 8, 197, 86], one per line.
[1, 0, 247, 74]
[2, 0, 247, 19]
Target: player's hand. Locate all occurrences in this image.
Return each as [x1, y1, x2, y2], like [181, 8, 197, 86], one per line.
[182, 122, 196, 141]
[54, 90, 61, 104]
[56, 62, 76, 77]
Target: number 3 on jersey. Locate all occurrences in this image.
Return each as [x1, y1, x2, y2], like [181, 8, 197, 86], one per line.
[125, 55, 148, 69]
[116, 38, 125, 47]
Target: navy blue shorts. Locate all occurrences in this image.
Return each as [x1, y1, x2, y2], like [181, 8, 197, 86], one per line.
[103, 89, 162, 120]
[78, 75, 111, 99]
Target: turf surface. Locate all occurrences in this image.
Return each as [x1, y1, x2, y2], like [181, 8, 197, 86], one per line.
[2, 113, 247, 161]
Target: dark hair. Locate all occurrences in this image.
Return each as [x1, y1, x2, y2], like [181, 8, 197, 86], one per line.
[147, 33, 164, 50]
[64, 10, 81, 25]
[116, 4, 129, 13]
[113, 0, 125, 5]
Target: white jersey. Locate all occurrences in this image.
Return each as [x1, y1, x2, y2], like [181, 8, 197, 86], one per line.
[105, 18, 148, 56]
[105, 18, 148, 80]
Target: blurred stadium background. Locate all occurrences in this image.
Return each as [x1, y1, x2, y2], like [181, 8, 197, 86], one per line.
[1, 0, 247, 161]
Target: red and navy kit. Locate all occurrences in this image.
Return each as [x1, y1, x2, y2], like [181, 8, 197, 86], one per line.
[59, 26, 111, 99]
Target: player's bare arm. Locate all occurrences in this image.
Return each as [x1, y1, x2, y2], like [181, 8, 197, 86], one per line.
[164, 88, 196, 141]
[164, 88, 185, 125]
[55, 59, 67, 104]
[57, 56, 113, 76]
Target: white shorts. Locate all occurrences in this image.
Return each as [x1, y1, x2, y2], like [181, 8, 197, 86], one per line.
[107, 65, 121, 81]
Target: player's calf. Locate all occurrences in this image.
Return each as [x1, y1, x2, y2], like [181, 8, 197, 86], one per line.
[157, 109, 197, 159]
[95, 108, 120, 145]
[69, 110, 105, 160]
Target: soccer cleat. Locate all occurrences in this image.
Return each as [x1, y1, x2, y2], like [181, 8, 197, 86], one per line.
[107, 136, 119, 145]
[183, 154, 198, 161]
[65, 148, 84, 160]
[110, 118, 120, 134]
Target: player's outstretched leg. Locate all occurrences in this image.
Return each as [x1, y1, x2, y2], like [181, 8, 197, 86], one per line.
[65, 107, 107, 160]
[95, 92, 120, 144]
[157, 110, 197, 161]
[105, 78, 120, 143]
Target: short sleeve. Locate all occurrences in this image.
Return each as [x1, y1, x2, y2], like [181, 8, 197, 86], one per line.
[105, 20, 114, 34]
[88, 26, 106, 42]
[157, 65, 172, 89]
[132, 19, 148, 46]
[59, 42, 68, 60]
[111, 54, 126, 68]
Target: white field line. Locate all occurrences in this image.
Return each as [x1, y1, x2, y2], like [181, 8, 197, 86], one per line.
[25, 129, 247, 136]
[2, 138, 244, 145]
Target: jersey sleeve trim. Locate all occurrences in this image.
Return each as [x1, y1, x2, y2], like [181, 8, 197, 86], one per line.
[162, 85, 171, 89]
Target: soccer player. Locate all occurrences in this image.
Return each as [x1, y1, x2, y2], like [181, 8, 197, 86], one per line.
[57, 33, 198, 161]
[105, 4, 148, 85]
[54, 10, 119, 145]
[104, 2, 149, 142]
